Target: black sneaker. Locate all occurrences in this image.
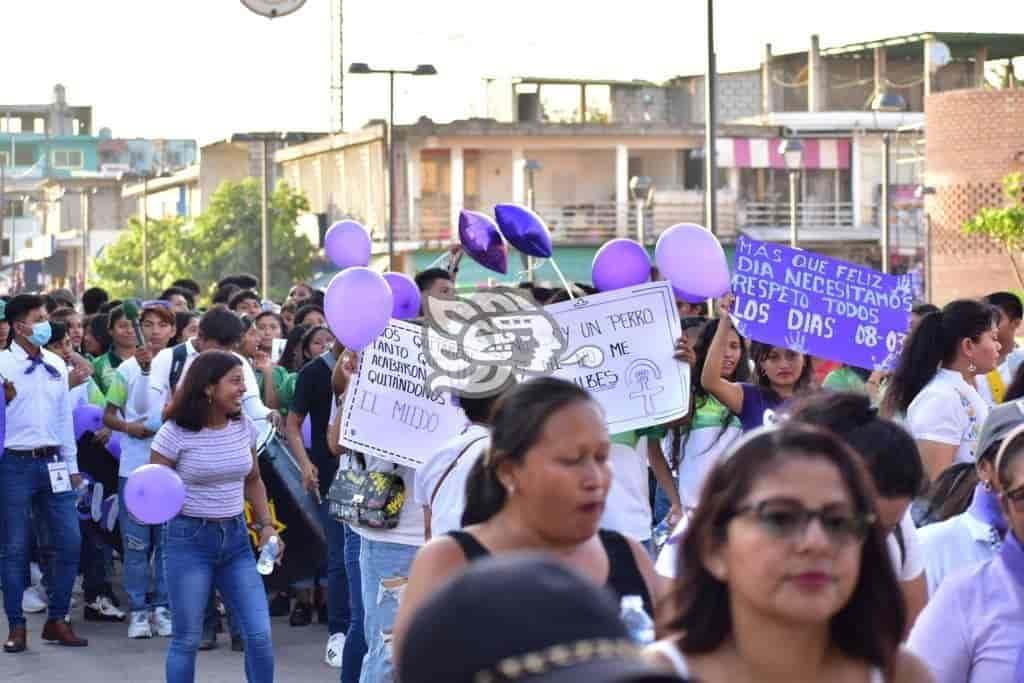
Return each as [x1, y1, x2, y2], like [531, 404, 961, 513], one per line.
[289, 602, 312, 627]
[198, 624, 218, 651]
[269, 593, 290, 618]
[84, 595, 126, 622]
[231, 635, 245, 652]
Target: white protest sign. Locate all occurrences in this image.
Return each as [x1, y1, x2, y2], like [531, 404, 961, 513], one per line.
[546, 280, 689, 433]
[338, 319, 465, 469]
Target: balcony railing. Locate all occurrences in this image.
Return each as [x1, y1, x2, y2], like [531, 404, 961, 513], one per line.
[741, 201, 856, 229]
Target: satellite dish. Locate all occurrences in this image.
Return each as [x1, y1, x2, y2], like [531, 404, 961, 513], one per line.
[239, 0, 307, 19]
[929, 41, 952, 73]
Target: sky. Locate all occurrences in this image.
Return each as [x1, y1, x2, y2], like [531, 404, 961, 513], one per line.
[3, 0, 1024, 144]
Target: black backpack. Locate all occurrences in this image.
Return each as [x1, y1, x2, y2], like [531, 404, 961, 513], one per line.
[168, 343, 190, 392]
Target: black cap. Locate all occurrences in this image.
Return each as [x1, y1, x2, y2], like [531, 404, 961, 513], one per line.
[398, 553, 684, 683]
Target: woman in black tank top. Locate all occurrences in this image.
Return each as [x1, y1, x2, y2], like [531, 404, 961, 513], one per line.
[392, 379, 662, 666]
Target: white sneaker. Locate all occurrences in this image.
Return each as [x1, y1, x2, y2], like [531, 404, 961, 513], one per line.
[325, 632, 346, 668]
[22, 585, 48, 613]
[29, 562, 43, 586]
[128, 611, 153, 639]
[151, 607, 173, 637]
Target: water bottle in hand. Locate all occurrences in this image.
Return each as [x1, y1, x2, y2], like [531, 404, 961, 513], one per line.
[257, 536, 280, 575]
[620, 595, 655, 645]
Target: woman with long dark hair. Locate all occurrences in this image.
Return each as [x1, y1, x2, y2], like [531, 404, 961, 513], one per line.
[150, 351, 281, 683]
[647, 424, 931, 682]
[882, 300, 1000, 481]
[391, 378, 663, 669]
[701, 295, 813, 433]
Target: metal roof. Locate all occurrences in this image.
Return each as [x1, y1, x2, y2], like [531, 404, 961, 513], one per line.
[819, 32, 1024, 60]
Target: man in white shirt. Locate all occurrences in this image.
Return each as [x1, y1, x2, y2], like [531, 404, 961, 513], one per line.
[144, 306, 279, 428]
[976, 291, 1024, 406]
[0, 294, 88, 651]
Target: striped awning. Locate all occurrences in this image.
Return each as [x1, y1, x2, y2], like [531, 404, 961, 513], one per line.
[716, 138, 851, 170]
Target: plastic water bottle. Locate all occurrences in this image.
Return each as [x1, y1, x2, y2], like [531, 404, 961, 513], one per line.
[620, 595, 655, 645]
[257, 536, 280, 575]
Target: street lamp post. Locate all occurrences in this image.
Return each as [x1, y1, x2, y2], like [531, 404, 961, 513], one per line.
[349, 62, 437, 272]
[871, 91, 907, 274]
[778, 139, 804, 249]
[629, 176, 654, 246]
[524, 160, 542, 282]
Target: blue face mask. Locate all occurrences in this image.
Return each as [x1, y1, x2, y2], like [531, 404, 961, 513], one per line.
[27, 321, 52, 347]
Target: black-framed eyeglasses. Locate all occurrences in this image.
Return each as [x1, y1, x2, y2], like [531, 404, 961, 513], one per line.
[732, 499, 876, 547]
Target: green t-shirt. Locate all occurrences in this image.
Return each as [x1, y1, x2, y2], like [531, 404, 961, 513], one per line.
[91, 350, 127, 396]
[823, 366, 867, 393]
[259, 367, 296, 415]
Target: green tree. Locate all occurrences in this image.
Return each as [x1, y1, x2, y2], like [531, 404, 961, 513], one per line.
[189, 178, 314, 302]
[92, 179, 315, 302]
[963, 171, 1024, 288]
[93, 216, 190, 299]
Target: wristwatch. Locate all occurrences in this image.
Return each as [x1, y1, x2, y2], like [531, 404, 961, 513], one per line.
[253, 519, 273, 532]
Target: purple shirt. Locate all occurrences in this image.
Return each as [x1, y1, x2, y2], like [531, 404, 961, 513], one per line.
[908, 532, 1024, 682]
[737, 383, 783, 432]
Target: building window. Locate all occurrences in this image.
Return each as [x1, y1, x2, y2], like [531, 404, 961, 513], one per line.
[14, 145, 36, 166]
[53, 150, 84, 169]
[4, 200, 25, 218]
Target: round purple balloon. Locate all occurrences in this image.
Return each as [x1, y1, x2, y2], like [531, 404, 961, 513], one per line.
[592, 239, 651, 292]
[124, 464, 186, 525]
[383, 272, 422, 320]
[73, 404, 104, 442]
[672, 285, 707, 304]
[324, 267, 393, 351]
[494, 204, 553, 258]
[655, 223, 731, 300]
[324, 220, 372, 270]
[459, 210, 508, 274]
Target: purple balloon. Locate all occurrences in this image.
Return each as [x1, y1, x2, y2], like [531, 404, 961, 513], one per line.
[458, 210, 508, 274]
[383, 272, 421, 319]
[324, 267, 393, 351]
[302, 415, 312, 449]
[655, 223, 730, 300]
[124, 464, 186, 525]
[73, 404, 104, 442]
[592, 239, 651, 292]
[324, 220, 372, 270]
[494, 204, 553, 258]
[107, 432, 122, 460]
[672, 286, 707, 304]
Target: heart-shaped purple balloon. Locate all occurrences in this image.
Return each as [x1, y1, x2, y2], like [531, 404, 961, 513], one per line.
[459, 210, 508, 274]
[494, 204, 553, 258]
[383, 272, 422, 320]
[592, 239, 651, 292]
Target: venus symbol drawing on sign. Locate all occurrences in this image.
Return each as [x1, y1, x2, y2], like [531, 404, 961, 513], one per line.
[625, 359, 664, 415]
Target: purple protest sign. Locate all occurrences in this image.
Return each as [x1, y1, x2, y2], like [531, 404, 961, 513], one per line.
[730, 236, 913, 371]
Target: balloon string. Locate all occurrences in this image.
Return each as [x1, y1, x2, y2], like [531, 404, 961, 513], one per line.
[548, 258, 576, 300]
[425, 251, 448, 269]
[515, 260, 544, 281]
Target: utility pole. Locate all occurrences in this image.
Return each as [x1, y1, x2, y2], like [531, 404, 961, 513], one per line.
[261, 138, 271, 293]
[330, 0, 344, 132]
[704, 0, 719, 235]
[142, 175, 149, 298]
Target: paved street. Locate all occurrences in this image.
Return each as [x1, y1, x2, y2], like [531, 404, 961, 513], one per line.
[0, 602, 336, 682]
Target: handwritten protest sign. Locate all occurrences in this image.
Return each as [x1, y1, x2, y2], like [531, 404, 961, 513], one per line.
[546, 281, 689, 433]
[730, 236, 913, 371]
[339, 319, 466, 468]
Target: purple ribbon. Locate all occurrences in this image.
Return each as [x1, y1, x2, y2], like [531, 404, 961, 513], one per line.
[25, 354, 60, 379]
[968, 483, 1009, 537]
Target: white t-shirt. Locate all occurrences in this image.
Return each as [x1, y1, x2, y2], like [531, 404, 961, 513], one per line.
[886, 509, 924, 581]
[919, 508, 999, 596]
[108, 357, 151, 478]
[906, 369, 989, 465]
[600, 437, 652, 543]
[662, 424, 743, 511]
[414, 425, 491, 539]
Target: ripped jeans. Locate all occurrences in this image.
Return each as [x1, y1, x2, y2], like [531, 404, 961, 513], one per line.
[119, 477, 167, 612]
[358, 538, 416, 683]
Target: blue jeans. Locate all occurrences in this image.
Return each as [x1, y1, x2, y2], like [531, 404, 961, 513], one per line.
[322, 500, 349, 634]
[342, 526, 366, 683]
[163, 515, 273, 683]
[119, 477, 167, 612]
[0, 453, 81, 627]
[358, 538, 417, 683]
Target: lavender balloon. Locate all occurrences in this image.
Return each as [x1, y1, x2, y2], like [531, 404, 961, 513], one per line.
[73, 404, 104, 442]
[324, 220, 372, 270]
[383, 272, 422, 319]
[124, 464, 186, 525]
[494, 204, 553, 258]
[459, 210, 508, 274]
[592, 239, 651, 292]
[672, 285, 707, 305]
[655, 223, 730, 300]
[324, 267, 393, 351]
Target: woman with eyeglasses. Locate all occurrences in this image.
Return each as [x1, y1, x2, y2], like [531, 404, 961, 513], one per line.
[701, 295, 814, 433]
[908, 423, 1024, 682]
[647, 424, 932, 682]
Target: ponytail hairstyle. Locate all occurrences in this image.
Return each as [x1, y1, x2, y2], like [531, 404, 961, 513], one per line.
[462, 378, 595, 527]
[883, 299, 999, 417]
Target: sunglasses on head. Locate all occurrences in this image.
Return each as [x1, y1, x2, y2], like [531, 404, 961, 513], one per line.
[142, 300, 172, 310]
